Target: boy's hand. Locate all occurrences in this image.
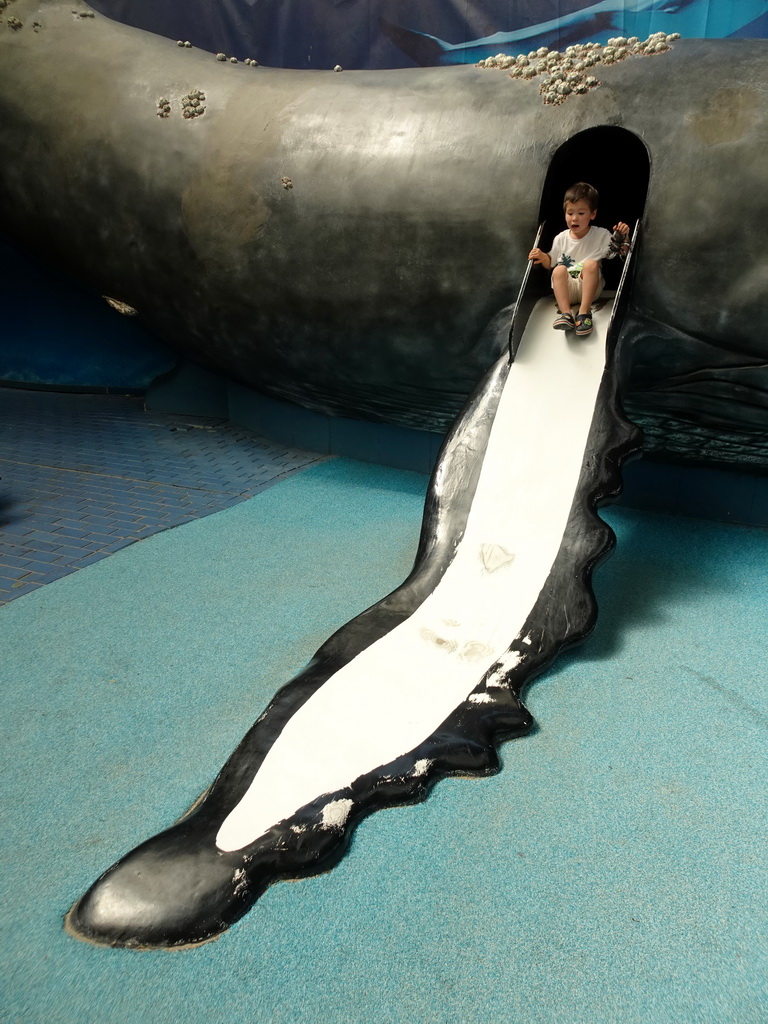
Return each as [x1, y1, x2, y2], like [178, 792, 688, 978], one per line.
[528, 247, 545, 263]
[613, 222, 630, 239]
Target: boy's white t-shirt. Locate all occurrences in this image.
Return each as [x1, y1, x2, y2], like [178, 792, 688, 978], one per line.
[548, 226, 613, 277]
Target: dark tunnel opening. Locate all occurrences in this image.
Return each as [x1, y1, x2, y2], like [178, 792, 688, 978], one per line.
[538, 126, 650, 289]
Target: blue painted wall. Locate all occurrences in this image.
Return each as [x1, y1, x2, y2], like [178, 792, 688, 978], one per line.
[88, 0, 768, 70]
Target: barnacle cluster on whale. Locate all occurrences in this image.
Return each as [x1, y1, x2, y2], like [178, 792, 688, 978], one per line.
[155, 89, 206, 120]
[478, 31, 681, 105]
[215, 50, 259, 65]
[2, 0, 23, 31]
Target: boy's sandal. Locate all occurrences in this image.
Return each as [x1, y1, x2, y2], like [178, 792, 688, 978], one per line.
[553, 311, 575, 330]
[574, 313, 593, 335]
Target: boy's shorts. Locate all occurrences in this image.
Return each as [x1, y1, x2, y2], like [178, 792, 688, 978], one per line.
[552, 266, 604, 305]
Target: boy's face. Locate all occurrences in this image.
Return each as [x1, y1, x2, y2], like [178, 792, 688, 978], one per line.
[564, 201, 596, 238]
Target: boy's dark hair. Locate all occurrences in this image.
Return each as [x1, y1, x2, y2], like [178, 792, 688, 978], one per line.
[563, 181, 599, 211]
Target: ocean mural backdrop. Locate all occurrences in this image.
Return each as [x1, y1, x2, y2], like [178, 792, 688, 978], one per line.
[88, 0, 768, 70]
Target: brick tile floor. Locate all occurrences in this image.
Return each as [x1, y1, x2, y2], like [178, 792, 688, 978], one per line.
[0, 389, 325, 605]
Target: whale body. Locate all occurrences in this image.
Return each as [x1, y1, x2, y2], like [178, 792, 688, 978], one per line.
[1, 3, 768, 469]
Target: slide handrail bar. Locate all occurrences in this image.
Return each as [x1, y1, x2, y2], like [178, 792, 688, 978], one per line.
[507, 222, 546, 365]
[605, 218, 641, 359]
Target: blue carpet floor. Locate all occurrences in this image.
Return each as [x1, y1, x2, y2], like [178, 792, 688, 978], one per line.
[1, 457, 766, 1024]
[0, 389, 323, 603]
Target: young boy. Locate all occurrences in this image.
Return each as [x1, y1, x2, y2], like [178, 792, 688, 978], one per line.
[528, 182, 630, 336]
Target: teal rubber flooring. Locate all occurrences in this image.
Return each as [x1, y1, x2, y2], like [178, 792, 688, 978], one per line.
[0, 392, 766, 1024]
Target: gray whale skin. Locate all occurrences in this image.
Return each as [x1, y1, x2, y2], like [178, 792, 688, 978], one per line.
[1, 2, 767, 468]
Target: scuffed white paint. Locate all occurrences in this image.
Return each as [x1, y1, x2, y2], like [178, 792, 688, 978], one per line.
[320, 798, 354, 829]
[411, 759, 433, 777]
[216, 299, 610, 852]
[485, 649, 525, 688]
[469, 692, 494, 704]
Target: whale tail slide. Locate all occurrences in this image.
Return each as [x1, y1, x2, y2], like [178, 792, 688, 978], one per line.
[66, 229, 642, 950]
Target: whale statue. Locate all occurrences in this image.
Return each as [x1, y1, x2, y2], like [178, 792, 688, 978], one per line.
[1, 0, 768, 946]
[1, 4, 767, 469]
[2, 4, 768, 470]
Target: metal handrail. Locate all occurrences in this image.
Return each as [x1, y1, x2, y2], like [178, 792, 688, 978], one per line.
[606, 218, 641, 360]
[507, 222, 546, 364]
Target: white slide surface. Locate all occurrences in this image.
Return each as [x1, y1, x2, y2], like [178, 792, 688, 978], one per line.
[216, 298, 613, 852]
